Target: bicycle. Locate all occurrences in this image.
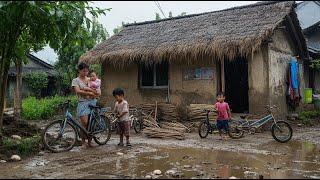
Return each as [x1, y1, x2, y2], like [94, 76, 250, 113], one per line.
[130, 107, 144, 133]
[198, 109, 236, 138]
[228, 105, 293, 143]
[104, 108, 142, 134]
[42, 100, 112, 153]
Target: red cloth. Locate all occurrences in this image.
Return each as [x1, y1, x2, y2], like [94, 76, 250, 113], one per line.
[214, 102, 230, 120]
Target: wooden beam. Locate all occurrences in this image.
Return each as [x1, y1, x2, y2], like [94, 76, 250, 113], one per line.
[221, 60, 225, 93]
[285, 15, 304, 57]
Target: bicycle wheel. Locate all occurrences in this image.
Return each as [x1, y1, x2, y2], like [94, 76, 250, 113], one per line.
[93, 116, 112, 145]
[133, 118, 143, 133]
[271, 121, 292, 143]
[228, 121, 244, 139]
[42, 120, 77, 153]
[198, 121, 210, 138]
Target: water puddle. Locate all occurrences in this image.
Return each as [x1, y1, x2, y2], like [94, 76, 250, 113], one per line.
[82, 140, 320, 179]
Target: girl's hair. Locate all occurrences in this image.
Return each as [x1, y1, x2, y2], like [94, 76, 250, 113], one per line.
[78, 62, 89, 70]
[216, 92, 225, 97]
[112, 88, 124, 96]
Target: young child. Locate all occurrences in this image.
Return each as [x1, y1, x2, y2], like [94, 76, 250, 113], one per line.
[112, 88, 131, 147]
[213, 92, 231, 140]
[89, 71, 101, 95]
[82, 71, 101, 99]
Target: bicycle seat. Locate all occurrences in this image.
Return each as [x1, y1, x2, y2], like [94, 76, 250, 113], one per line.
[89, 104, 102, 109]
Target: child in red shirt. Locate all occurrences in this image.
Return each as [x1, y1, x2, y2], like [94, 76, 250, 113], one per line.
[213, 92, 232, 140]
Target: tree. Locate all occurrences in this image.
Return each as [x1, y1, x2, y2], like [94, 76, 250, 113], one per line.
[179, 12, 187, 16]
[55, 18, 109, 94]
[155, 12, 161, 20]
[113, 21, 126, 35]
[0, 1, 109, 129]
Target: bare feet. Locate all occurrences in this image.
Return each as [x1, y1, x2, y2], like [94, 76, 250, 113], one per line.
[87, 142, 93, 148]
[223, 136, 229, 141]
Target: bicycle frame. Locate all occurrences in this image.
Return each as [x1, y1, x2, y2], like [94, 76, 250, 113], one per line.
[238, 113, 277, 129]
[60, 107, 107, 137]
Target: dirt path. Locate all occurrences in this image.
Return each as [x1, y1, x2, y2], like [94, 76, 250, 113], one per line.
[0, 125, 319, 179]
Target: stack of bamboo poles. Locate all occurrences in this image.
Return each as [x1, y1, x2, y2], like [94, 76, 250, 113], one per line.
[159, 122, 190, 133]
[136, 102, 180, 122]
[139, 104, 187, 140]
[143, 127, 185, 140]
[187, 104, 218, 121]
[141, 111, 160, 128]
[139, 103, 155, 116]
[157, 103, 180, 122]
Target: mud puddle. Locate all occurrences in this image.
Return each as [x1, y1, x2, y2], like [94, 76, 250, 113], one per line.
[1, 138, 320, 179]
[78, 141, 320, 179]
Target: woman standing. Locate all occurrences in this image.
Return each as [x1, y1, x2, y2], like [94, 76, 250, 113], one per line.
[71, 62, 101, 147]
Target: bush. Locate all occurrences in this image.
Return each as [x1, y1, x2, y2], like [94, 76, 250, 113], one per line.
[22, 95, 77, 120]
[22, 72, 49, 97]
[2, 136, 40, 157]
[298, 110, 320, 125]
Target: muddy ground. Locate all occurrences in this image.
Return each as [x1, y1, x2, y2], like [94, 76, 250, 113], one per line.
[0, 122, 319, 179]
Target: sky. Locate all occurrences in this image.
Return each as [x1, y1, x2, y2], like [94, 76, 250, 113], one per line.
[33, 1, 258, 64]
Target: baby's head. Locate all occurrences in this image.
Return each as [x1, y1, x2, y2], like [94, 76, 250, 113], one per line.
[216, 92, 225, 103]
[89, 70, 98, 81]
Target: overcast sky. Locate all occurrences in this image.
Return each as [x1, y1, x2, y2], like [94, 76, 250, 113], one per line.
[34, 1, 258, 64]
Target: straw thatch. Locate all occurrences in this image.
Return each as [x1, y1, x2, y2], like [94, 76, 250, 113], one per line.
[80, 1, 307, 66]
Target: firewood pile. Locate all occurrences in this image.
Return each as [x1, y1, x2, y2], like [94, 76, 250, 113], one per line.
[139, 105, 187, 140]
[159, 122, 190, 133]
[187, 104, 218, 121]
[143, 127, 185, 140]
[157, 103, 180, 122]
[141, 111, 160, 128]
[136, 102, 180, 122]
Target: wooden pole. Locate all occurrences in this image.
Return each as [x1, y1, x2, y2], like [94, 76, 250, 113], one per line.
[221, 60, 225, 93]
[154, 101, 158, 121]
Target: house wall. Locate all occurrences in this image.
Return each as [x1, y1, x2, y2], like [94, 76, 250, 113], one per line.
[100, 60, 217, 117]
[248, 45, 270, 114]
[5, 77, 31, 108]
[268, 28, 304, 115]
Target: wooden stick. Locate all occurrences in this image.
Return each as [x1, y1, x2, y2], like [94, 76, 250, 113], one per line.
[154, 101, 157, 121]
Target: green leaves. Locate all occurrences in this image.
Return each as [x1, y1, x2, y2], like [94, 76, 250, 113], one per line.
[22, 72, 49, 97]
[22, 95, 77, 120]
[310, 59, 320, 71]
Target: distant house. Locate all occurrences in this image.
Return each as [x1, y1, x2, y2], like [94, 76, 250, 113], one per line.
[296, 1, 320, 91]
[6, 53, 57, 107]
[80, 1, 309, 115]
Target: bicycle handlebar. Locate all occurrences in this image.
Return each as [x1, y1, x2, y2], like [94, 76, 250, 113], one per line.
[202, 109, 216, 113]
[57, 100, 71, 109]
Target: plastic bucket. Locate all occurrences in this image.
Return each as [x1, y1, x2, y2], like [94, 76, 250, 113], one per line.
[304, 88, 313, 104]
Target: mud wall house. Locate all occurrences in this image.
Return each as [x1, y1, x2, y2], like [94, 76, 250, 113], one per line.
[80, 1, 309, 116]
[296, 1, 320, 91]
[6, 53, 57, 107]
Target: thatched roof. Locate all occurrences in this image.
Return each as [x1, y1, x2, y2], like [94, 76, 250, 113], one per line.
[80, 1, 308, 66]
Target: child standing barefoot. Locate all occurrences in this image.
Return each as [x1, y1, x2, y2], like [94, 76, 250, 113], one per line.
[113, 88, 131, 147]
[214, 92, 231, 140]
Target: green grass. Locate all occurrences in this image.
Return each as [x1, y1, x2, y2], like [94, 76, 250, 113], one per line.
[2, 136, 41, 157]
[22, 95, 77, 120]
[298, 110, 320, 126]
